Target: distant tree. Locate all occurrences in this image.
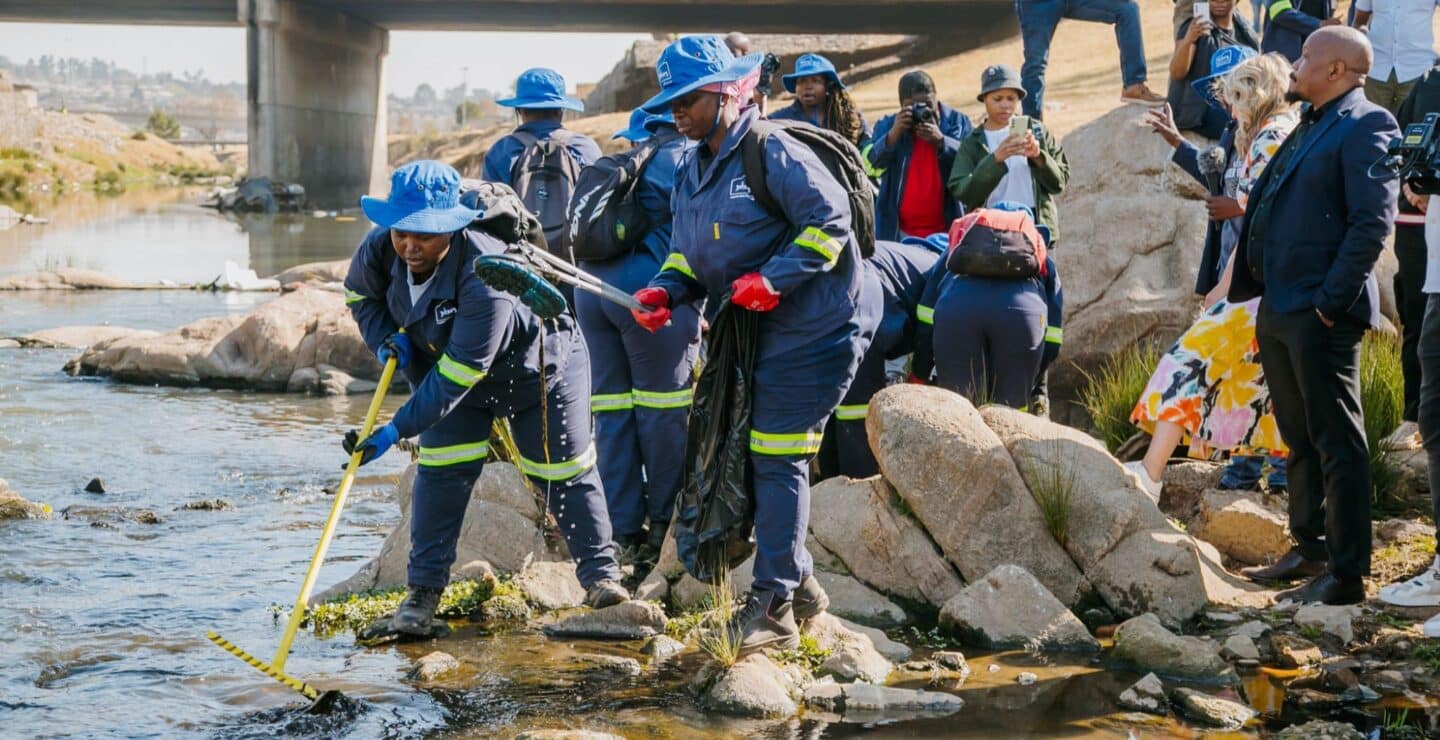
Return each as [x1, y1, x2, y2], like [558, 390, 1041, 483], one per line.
[413, 83, 437, 105]
[145, 109, 181, 139]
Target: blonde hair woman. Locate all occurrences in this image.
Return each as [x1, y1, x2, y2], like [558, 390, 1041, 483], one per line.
[1127, 53, 1299, 500]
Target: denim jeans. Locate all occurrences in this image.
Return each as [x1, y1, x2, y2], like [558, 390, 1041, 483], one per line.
[1219, 455, 1288, 489]
[1016, 0, 1148, 118]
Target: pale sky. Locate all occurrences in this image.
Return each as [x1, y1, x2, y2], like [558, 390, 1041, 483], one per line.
[0, 23, 649, 97]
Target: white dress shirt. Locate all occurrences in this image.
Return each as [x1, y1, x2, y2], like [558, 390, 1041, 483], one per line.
[1358, 0, 1440, 83]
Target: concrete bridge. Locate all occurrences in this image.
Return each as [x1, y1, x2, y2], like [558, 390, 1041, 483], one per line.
[0, 0, 1009, 207]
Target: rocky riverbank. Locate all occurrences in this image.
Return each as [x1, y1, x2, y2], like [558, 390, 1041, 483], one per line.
[301, 385, 1438, 735]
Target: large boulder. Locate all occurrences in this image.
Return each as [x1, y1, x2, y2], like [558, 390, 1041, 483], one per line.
[269, 259, 349, 286]
[701, 654, 804, 718]
[938, 564, 1098, 652]
[313, 462, 542, 602]
[980, 406, 1171, 570]
[808, 476, 964, 609]
[804, 612, 893, 683]
[867, 386, 1085, 604]
[1187, 489, 1290, 566]
[1048, 107, 1210, 424]
[65, 288, 388, 393]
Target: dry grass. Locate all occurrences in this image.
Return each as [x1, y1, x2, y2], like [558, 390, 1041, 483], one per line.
[697, 572, 744, 668]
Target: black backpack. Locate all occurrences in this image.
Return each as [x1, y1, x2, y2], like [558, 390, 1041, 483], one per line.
[509, 130, 582, 262]
[738, 119, 877, 259]
[567, 132, 679, 262]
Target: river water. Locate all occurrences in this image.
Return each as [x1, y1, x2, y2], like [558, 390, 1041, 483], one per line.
[0, 189, 1345, 738]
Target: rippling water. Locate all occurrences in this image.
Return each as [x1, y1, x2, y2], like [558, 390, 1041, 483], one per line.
[0, 190, 1298, 738]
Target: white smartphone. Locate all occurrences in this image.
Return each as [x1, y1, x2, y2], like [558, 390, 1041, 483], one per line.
[1193, 1, 1210, 23]
[1009, 114, 1031, 137]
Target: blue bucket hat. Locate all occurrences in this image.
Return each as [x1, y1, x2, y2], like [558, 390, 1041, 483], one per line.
[613, 108, 654, 142]
[782, 53, 844, 93]
[496, 67, 585, 112]
[1191, 46, 1257, 106]
[990, 200, 1051, 246]
[640, 35, 764, 114]
[359, 160, 481, 234]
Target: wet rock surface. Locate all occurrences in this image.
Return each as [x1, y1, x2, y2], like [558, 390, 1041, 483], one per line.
[542, 601, 668, 641]
[1111, 613, 1232, 682]
[0, 480, 52, 521]
[1170, 687, 1256, 729]
[700, 654, 803, 718]
[1116, 672, 1166, 714]
[407, 651, 460, 682]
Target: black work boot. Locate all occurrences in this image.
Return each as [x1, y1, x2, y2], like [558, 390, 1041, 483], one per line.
[584, 579, 630, 609]
[728, 588, 800, 656]
[792, 574, 830, 621]
[392, 585, 443, 635]
[635, 522, 669, 566]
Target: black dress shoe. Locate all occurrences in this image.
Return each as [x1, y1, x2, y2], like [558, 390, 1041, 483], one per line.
[1239, 548, 1326, 583]
[1276, 572, 1365, 606]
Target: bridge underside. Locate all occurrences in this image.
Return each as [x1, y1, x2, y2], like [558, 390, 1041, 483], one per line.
[0, 0, 1013, 207]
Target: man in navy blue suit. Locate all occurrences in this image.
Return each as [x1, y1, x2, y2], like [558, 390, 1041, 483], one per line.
[1230, 27, 1400, 604]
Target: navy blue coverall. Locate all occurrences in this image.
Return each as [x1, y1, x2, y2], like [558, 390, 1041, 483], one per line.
[345, 226, 621, 590]
[824, 239, 943, 478]
[914, 255, 1064, 409]
[647, 107, 879, 599]
[575, 129, 703, 541]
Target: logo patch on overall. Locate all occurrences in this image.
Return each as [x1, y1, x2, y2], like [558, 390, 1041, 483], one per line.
[535, 186, 549, 201]
[729, 176, 753, 200]
[435, 302, 457, 325]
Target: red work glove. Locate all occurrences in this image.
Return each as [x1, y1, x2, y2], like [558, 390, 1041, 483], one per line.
[906, 373, 927, 385]
[631, 287, 672, 333]
[730, 273, 781, 312]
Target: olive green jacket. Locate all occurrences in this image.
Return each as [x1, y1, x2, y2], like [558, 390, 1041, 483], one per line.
[946, 121, 1070, 244]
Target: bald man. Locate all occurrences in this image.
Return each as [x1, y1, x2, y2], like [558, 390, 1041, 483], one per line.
[1230, 28, 1400, 604]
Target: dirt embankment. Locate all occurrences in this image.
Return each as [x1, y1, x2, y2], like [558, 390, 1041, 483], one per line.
[1, 109, 228, 196]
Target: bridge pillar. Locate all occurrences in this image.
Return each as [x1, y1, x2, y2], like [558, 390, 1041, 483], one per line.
[245, 0, 388, 209]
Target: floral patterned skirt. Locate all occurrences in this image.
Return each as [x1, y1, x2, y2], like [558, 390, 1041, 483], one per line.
[1129, 297, 1288, 458]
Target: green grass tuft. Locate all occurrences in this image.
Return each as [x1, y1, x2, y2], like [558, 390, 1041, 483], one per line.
[1015, 439, 1077, 548]
[1361, 331, 1405, 512]
[1078, 340, 1164, 454]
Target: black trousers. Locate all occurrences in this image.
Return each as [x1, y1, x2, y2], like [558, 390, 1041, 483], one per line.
[1395, 224, 1427, 422]
[1415, 294, 1440, 541]
[1256, 302, 1372, 579]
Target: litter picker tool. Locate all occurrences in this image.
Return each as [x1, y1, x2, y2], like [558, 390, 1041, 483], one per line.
[206, 356, 399, 712]
[472, 242, 667, 322]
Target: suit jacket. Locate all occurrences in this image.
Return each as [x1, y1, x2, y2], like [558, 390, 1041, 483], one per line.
[1228, 87, 1399, 328]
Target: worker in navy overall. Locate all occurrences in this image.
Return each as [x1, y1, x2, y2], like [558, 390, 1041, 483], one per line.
[630, 36, 880, 653]
[767, 53, 872, 153]
[819, 238, 942, 479]
[343, 160, 627, 635]
[911, 202, 1064, 406]
[481, 67, 602, 185]
[575, 108, 701, 564]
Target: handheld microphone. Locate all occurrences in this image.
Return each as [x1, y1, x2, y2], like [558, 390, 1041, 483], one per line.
[1198, 146, 1226, 196]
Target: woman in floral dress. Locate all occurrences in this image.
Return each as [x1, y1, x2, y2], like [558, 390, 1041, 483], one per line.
[1126, 53, 1298, 499]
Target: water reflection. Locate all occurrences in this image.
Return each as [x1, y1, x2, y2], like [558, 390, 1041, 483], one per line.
[0, 188, 372, 284]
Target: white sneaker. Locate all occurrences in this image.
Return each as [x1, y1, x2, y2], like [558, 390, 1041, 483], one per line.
[1124, 461, 1163, 502]
[1378, 557, 1440, 607]
[1381, 421, 1422, 451]
[1424, 611, 1440, 639]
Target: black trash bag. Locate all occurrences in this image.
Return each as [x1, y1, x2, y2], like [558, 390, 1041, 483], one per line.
[674, 302, 760, 583]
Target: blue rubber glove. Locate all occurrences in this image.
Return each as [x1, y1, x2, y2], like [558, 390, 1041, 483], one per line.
[378, 332, 412, 369]
[343, 423, 400, 466]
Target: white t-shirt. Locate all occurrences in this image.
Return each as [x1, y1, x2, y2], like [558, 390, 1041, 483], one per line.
[408, 268, 436, 307]
[982, 127, 1037, 209]
[1424, 195, 1440, 294]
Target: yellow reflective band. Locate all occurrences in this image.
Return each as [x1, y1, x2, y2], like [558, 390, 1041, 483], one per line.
[633, 387, 694, 409]
[591, 392, 635, 413]
[835, 403, 869, 421]
[1045, 326, 1063, 344]
[661, 252, 696, 280]
[344, 289, 368, 305]
[749, 429, 824, 456]
[794, 226, 842, 266]
[1268, 0, 1293, 19]
[860, 144, 885, 179]
[436, 353, 486, 388]
[518, 445, 598, 481]
[917, 305, 934, 325]
[418, 440, 490, 467]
